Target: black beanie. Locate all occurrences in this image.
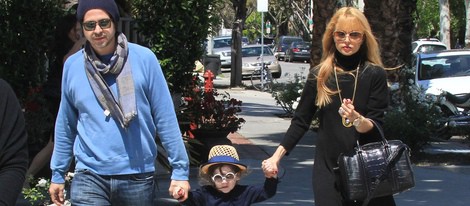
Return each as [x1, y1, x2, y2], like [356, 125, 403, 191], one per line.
[76, 0, 120, 23]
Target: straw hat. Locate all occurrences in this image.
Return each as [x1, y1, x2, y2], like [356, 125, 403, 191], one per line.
[200, 145, 247, 174]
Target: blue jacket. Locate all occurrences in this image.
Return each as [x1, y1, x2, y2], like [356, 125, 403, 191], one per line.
[183, 178, 278, 206]
[51, 43, 189, 183]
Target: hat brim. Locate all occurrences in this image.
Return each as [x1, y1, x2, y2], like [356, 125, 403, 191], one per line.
[200, 156, 247, 174]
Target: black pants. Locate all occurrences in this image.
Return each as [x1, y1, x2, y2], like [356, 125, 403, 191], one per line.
[344, 195, 396, 206]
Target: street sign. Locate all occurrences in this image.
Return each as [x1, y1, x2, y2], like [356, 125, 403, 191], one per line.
[257, 0, 268, 12]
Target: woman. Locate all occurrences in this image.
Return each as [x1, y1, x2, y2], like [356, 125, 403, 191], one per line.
[263, 7, 395, 206]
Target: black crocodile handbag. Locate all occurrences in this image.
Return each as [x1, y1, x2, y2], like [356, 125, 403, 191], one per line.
[336, 120, 415, 206]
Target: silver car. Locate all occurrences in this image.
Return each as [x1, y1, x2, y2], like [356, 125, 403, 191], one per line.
[241, 45, 282, 78]
[212, 36, 232, 68]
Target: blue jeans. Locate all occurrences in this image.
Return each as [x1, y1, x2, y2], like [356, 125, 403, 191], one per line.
[70, 170, 155, 206]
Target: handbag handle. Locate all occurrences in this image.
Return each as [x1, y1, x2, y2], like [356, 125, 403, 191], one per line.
[359, 119, 409, 206]
[356, 118, 388, 151]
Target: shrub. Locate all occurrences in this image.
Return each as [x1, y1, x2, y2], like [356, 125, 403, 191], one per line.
[0, 0, 65, 153]
[132, 0, 220, 94]
[271, 70, 307, 117]
[384, 65, 444, 151]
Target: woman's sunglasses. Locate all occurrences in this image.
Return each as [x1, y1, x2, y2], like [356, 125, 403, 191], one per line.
[212, 172, 236, 183]
[82, 19, 112, 31]
[333, 31, 363, 41]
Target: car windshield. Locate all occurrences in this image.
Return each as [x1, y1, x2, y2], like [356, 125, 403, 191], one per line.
[418, 55, 470, 80]
[284, 38, 302, 44]
[213, 38, 231, 48]
[241, 46, 274, 57]
[416, 45, 447, 53]
[292, 42, 310, 49]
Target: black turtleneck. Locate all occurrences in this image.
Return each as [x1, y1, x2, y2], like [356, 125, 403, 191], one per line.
[334, 49, 364, 71]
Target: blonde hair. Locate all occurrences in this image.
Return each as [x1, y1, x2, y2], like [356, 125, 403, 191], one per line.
[315, 7, 383, 107]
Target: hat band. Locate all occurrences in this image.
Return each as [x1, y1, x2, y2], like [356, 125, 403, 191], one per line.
[207, 155, 240, 164]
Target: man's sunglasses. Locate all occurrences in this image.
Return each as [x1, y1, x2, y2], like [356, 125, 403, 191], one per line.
[82, 19, 112, 31]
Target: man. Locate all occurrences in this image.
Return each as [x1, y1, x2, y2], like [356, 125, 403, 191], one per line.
[48, 0, 190, 205]
[0, 79, 28, 205]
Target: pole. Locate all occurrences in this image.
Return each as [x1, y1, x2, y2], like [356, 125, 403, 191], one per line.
[261, 12, 264, 88]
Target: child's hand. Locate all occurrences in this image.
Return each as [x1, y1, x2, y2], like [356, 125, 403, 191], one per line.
[262, 160, 278, 178]
[172, 186, 185, 202]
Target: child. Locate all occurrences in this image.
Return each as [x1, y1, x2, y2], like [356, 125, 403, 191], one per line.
[174, 145, 278, 206]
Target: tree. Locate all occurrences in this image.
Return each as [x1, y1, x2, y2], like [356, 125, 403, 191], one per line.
[0, 0, 63, 102]
[132, 0, 219, 94]
[466, 0, 470, 47]
[310, 0, 338, 66]
[415, 0, 466, 48]
[230, 0, 247, 87]
[364, 0, 416, 68]
[439, 0, 451, 48]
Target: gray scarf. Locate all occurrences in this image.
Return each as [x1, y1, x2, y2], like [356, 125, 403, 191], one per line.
[84, 33, 137, 128]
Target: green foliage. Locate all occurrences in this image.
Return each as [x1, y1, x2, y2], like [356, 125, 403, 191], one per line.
[384, 65, 443, 151]
[0, 0, 63, 101]
[180, 74, 245, 132]
[243, 12, 262, 43]
[132, 0, 220, 93]
[415, 0, 466, 42]
[0, 0, 64, 150]
[22, 177, 51, 205]
[271, 71, 306, 116]
[23, 173, 73, 205]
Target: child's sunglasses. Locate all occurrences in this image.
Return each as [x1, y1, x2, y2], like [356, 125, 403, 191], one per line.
[211, 172, 236, 183]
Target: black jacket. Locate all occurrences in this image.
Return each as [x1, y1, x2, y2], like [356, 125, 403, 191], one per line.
[0, 79, 28, 205]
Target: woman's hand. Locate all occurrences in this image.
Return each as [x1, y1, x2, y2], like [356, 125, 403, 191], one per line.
[339, 98, 372, 133]
[339, 98, 360, 121]
[262, 158, 278, 178]
[262, 146, 287, 178]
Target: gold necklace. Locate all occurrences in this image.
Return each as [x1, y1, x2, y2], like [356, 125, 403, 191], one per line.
[334, 64, 359, 127]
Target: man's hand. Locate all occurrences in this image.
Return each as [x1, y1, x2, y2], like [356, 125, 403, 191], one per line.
[49, 182, 65, 206]
[169, 180, 190, 202]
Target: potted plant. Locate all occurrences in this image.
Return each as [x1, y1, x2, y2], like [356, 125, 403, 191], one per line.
[176, 74, 246, 164]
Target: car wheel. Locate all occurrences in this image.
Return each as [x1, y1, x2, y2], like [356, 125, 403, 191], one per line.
[272, 72, 281, 79]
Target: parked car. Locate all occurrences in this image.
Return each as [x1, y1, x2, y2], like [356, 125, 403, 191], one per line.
[284, 41, 311, 62]
[273, 36, 304, 61]
[241, 45, 282, 78]
[412, 49, 470, 139]
[412, 49, 470, 95]
[212, 36, 232, 68]
[211, 36, 249, 69]
[412, 38, 447, 54]
[256, 37, 275, 49]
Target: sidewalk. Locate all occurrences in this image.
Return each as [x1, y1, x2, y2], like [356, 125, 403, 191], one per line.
[154, 76, 470, 205]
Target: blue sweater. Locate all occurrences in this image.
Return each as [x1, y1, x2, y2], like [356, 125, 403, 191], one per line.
[51, 43, 189, 183]
[183, 178, 278, 206]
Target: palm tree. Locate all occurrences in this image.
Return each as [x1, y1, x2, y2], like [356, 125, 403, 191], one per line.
[364, 0, 417, 69]
[310, 0, 338, 66]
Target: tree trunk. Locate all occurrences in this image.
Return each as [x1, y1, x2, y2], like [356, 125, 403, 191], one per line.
[310, 0, 338, 66]
[439, 0, 451, 48]
[464, 0, 470, 48]
[230, 0, 246, 87]
[364, 0, 416, 70]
